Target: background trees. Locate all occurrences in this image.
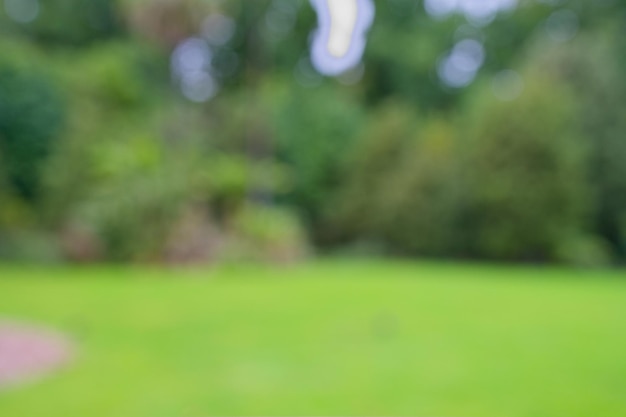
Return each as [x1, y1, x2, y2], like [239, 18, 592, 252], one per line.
[0, 0, 625, 266]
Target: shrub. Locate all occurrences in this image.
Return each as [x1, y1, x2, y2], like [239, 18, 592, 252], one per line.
[328, 101, 417, 245]
[271, 84, 365, 239]
[223, 203, 309, 263]
[459, 76, 590, 261]
[376, 118, 463, 256]
[330, 102, 464, 257]
[527, 31, 626, 261]
[23, 0, 123, 45]
[555, 233, 613, 268]
[0, 59, 65, 201]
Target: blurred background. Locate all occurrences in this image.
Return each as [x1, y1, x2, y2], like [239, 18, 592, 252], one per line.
[0, 0, 624, 266]
[1, 1, 626, 416]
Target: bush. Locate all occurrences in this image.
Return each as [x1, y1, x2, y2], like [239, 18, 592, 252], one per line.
[64, 125, 215, 262]
[72, 163, 195, 262]
[223, 203, 309, 263]
[527, 30, 626, 261]
[376, 118, 463, 256]
[271, 84, 365, 239]
[0, 58, 65, 201]
[23, 0, 123, 45]
[39, 41, 169, 228]
[459, 76, 590, 261]
[328, 101, 418, 245]
[0, 230, 60, 263]
[330, 102, 464, 257]
[555, 234, 613, 268]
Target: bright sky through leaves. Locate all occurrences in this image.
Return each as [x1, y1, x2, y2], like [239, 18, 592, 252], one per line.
[309, 0, 374, 76]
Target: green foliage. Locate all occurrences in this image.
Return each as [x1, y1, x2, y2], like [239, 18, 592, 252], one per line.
[72, 133, 196, 261]
[376, 118, 463, 256]
[366, 7, 460, 108]
[1, 0, 626, 266]
[39, 42, 169, 230]
[460, 77, 590, 261]
[554, 233, 613, 268]
[0, 229, 60, 262]
[0, 57, 65, 201]
[528, 30, 626, 260]
[272, 84, 365, 234]
[63, 42, 166, 110]
[330, 101, 419, 243]
[224, 203, 309, 263]
[23, 0, 123, 45]
[331, 104, 462, 257]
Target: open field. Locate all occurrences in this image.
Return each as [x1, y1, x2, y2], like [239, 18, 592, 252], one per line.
[0, 260, 625, 417]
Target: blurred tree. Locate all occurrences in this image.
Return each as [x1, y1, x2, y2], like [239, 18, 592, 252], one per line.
[271, 83, 365, 240]
[329, 101, 418, 246]
[527, 28, 626, 261]
[22, 0, 123, 45]
[459, 76, 590, 261]
[0, 59, 65, 201]
[377, 117, 463, 256]
[329, 102, 463, 257]
[0, 0, 625, 266]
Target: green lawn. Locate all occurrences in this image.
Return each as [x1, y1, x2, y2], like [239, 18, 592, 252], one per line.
[0, 260, 625, 417]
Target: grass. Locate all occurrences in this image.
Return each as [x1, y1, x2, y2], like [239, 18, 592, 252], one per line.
[0, 259, 625, 417]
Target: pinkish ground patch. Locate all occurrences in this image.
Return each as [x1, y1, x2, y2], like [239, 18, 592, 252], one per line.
[0, 320, 74, 389]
